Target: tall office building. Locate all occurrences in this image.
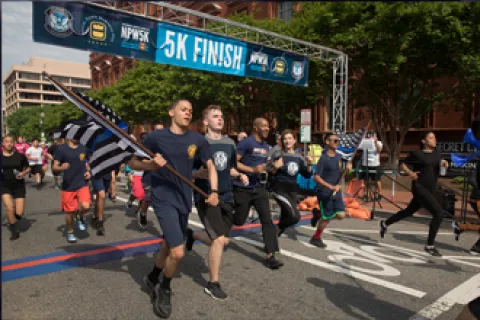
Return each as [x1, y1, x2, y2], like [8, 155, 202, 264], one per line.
[3, 57, 91, 117]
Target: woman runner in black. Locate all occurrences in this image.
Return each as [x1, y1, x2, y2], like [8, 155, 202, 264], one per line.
[267, 129, 313, 236]
[2, 135, 31, 240]
[380, 132, 449, 256]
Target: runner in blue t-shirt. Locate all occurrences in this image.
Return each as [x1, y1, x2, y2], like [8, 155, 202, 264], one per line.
[267, 129, 313, 236]
[233, 118, 284, 269]
[129, 99, 218, 319]
[311, 133, 351, 248]
[186, 105, 249, 301]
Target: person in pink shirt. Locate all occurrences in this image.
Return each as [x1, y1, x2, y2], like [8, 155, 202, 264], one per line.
[15, 137, 29, 155]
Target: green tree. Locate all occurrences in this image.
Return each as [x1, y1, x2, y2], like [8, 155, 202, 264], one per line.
[290, 2, 480, 164]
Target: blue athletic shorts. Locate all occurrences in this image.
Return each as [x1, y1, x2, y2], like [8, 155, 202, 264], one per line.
[92, 176, 112, 193]
[151, 201, 189, 248]
[316, 191, 345, 220]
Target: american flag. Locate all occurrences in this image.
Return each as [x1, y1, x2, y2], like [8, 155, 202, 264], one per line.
[51, 93, 137, 179]
[334, 127, 367, 161]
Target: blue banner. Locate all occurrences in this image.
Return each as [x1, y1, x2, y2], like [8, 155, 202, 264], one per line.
[33, 2, 309, 86]
[33, 2, 158, 62]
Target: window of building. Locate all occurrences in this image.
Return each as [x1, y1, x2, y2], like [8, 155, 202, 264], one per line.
[43, 94, 65, 102]
[19, 92, 41, 100]
[18, 72, 40, 81]
[19, 82, 41, 90]
[278, 1, 293, 22]
[53, 76, 69, 84]
[71, 78, 91, 86]
[42, 84, 57, 92]
[103, 74, 110, 86]
[20, 102, 41, 108]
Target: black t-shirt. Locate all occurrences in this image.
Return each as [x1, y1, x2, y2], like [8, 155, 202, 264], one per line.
[233, 136, 270, 188]
[54, 144, 90, 191]
[268, 150, 312, 185]
[404, 149, 442, 192]
[195, 135, 236, 203]
[2, 152, 29, 185]
[143, 128, 212, 214]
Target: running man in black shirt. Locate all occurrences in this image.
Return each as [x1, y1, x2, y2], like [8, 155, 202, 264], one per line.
[233, 118, 283, 269]
[380, 132, 449, 256]
[129, 99, 218, 319]
[267, 129, 313, 236]
[187, 105, 249, 301]
[2, 135, 31, 240]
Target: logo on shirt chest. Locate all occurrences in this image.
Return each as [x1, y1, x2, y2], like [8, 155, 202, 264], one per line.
[187, 144, 197, 159]
[213, 151, 228, 171]
[252, 148, 268, 157]
[79, 153, 86, 162]
[286, 161, 299, 176]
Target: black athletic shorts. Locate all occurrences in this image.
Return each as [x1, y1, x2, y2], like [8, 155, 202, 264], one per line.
[196, 200, 233, 241]
[360, 166, 381, 182]
[30, 165, 43, 175]
[2, 183, 26, 199]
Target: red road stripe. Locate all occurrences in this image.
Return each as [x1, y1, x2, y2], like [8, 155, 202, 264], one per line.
[2, 238, 163, 271]
[2, 213, 314, 272]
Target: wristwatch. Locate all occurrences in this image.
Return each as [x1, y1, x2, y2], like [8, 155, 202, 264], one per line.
[211, 189, 218, 194]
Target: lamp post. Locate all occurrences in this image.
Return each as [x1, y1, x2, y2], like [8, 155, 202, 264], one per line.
[40, 112, 45, 142]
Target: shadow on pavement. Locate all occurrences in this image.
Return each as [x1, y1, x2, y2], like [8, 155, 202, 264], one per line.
[2, 218, 37, 233]
[306, 277, 415, 320]
[124, 216, 160, 237]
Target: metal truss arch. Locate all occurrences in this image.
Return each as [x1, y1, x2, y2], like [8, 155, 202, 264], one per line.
[86, 1, 349, 132]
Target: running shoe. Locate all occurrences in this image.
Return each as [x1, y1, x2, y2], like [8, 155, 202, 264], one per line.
[424, 246, 442, 257]
[186, 228, 195, 251]
[311, 208, 320, 227]
[204, 281, 228, 301]
[265, 255, 284, 269]
[67, 231, 77, 243]
[310, 237, 326, 248]
[9, 224, 20, 241]
[138, 211, 147, 229]
[154, 284, 172, 318]
[469, 244, 480, 256]
[96, 220, 105, 236]
[379, 220, 387, 239]
[77, 217, 87, 231]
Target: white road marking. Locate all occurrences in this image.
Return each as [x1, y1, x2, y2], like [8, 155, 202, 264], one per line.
[301, 225, 452, 236]
[301, 228, 480, 269]
[235, 236, 426, 298]
[409, 273, 480, 320]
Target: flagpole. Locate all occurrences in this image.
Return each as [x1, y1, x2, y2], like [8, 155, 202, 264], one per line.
[43, 72, 212, 199]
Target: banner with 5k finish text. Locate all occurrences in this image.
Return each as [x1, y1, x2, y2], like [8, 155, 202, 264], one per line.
[33, 2, 309, 87]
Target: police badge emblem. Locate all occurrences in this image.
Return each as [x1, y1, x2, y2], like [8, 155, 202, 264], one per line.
[45, 7, 73, 38]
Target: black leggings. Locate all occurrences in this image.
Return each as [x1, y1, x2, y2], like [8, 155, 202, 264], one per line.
[271, 182, 301, 230]
[385, 183, 443, 246]
[233, 186, 279, 254]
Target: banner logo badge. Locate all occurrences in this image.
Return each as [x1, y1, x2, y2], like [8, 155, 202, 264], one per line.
[44, 7, 73, 38]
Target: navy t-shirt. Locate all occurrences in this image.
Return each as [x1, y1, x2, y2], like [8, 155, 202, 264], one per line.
[195, 135, 236, 203]
[268, 150, 312, 185]
[143, 128, 212, 214]
[404, 149, 441, 192]
[233, 136, 270, 188]
[54, 144, 89, 191]
[315, 152, 342, 198]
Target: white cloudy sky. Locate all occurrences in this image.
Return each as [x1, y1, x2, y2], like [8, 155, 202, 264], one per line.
[2, 2, 89, 92]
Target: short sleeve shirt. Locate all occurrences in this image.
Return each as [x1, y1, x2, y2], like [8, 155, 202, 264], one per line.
[315, 152, 342, 198]
[233, 136, 270, 188]
[195, 135, 236, 203]
[54, 144, 89, 191]
[404, 149, 441, 192]
[2, 152, 29, 186]
[143, 129, 212, 214]
[269, 150, 312, 185]
[26, 147, 43, 166]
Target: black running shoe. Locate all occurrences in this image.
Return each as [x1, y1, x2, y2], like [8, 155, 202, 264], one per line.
[143, 276, 157, 301]
[9, 224, 20, 241]
[186, 228, 195, 251]
[469, 245, 479, 256]
[96, 220, 105, 236]
[265, 256, 284, 269]
[379, 220, 387, 239]
[311, 208, 320, 227]
[138, 211, 147, 229]
[424, 246, 442, 257]
[204, 281, 228, 301]
[309, 237, 326, 248]
[14, 213, 23, 220]
[154, 284, 172, 318]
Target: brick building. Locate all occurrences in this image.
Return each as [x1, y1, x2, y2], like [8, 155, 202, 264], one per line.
[90, 1, 478, 158]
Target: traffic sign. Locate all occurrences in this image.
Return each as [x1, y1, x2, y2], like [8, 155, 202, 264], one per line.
[301, 109, 311, 125]
[300, 125, 311, 143]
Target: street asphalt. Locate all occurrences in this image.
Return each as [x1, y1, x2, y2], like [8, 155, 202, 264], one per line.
[2, 176, 479, 320]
